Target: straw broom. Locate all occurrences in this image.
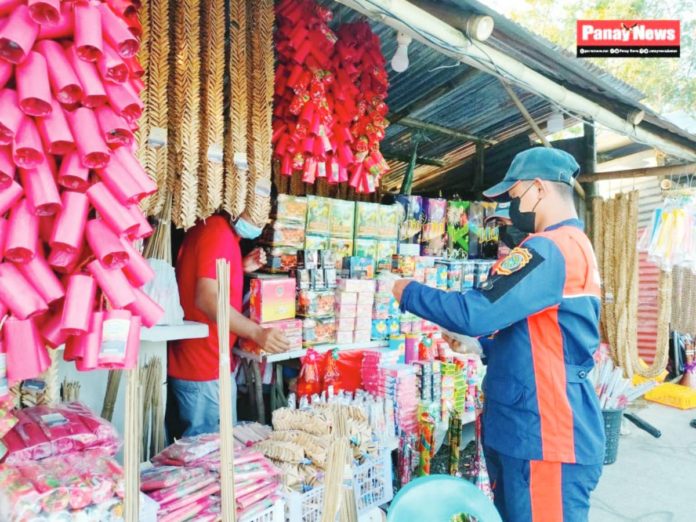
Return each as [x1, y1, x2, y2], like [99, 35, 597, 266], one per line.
[170, 0, 201, 229]
[39, 348, 59, 405]
[61, 378, 81, 402]
[197, 0, 225, 218]
[217, 260, 236, 522]
[134, 0, 150, 168]
[224, 0, 249, 219]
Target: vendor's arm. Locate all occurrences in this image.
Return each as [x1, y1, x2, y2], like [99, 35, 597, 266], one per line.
[195, 277, 289, 353]
[395, 236, 565, 337]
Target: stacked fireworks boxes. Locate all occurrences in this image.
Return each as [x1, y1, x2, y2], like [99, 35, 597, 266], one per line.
[354, 202, 401, 272]
[262, 195, 307, 273]
[414, 360, 443, 422]
[335, 279, 376, 344]
[371, 279, 401, 341]
[243, 275, 301, 353]
[296, 250, 337, 346]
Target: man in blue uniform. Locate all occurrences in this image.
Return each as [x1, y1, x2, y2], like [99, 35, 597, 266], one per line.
[393, 148, 605, 521]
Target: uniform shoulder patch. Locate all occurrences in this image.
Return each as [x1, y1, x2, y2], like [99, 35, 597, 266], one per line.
[492, 247, 533, 276]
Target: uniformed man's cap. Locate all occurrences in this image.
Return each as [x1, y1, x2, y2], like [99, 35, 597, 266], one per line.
[483, 148, 580, 201]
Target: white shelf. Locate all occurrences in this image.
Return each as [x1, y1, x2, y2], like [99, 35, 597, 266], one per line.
[234, 340, 389, 363]
[140, 321, 209, 343]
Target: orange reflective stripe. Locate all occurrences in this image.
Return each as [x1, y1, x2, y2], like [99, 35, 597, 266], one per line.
[529, 460, 563, 522]
[528, 308, 576, 462]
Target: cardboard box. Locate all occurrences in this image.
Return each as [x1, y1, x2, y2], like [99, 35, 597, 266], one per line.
[335, 302, 357, 318]
[306, 196, 331, 235]
[302, 317, 336, 346]
[355, 202, 381, 238]
[336, 316, 356, 332]
[336, 330, 354, 345]
[250, 278, 296, 323]
[379, 204, 403, 240]
[371, 319, 389, 340]
[275, 194, 307, 225]
[297, 290, 336, 318]
[338, 278, 377, 293]
[357, 292, 375, 306]
[355, 316, 372, 331]
[335, 291, 358, 306]
[354, 239, 378, 260]
[329, 199, 355, 239]
[354, 329, 372, 344]
[341, 258, 375, 280]
[262, 222, 305, 249]
[329, 238, 354, 269]
[305, 234, 329, 251]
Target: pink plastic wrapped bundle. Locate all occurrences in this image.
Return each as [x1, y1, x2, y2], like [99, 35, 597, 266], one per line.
[50, 190, 89, 253]
[0, 89, 24, 144]
[64, 311, 102, 370]
[0, 180, 23, 216]
[148, 473, 218, 507]
[86, 219, 129, 269]
[36, 98, 75, 155]
[74, 3, 103, 62]
[61, 273, 97, 335]
[13, 460, 72, 513]
[97, 309, 140, 370]
[0, 5, 40, 64]
[12, 117, 45, 168]
[140, 466, 206, 492]
[39, 304, 69, 348]
[126, 288, 163, 328]
[122, 240, 155, 286]
[96, 105, 133, 147]
[113, 146, 157, 196]
[87, 181, 139, 236]
[27, 0, 61, 26]
[0, 396, 18, 440]
[159, 494, 218, 522]
[20, 160, 62, 216]
[57, 152, 90, 191]
[48, 243, 82, 274]
[37, 1, 74, 39]
[63, 449, 124, 504]
[0, 60, 11, 89]
[98, 42, 129, 84]
[66, 45, 108, 108]
[16, 51, 52, 117]
[0, 263, 48, 319]
[0, 146, 14, 189]
[126, 203, 154, 240]
[87, 259, 136, 309]
[35, 40, 83, 106]
[98, 3, 139, 58]
[104, 80, 142, 122]
[66, 107, 111, 169]
[96, 154, 147, 204]
[4, 198, 39, 263]
[3, 317, 50, 384]
[0, 465, 41, 521]
[152, 433, 220, 467]
[16, 250, 65, 304]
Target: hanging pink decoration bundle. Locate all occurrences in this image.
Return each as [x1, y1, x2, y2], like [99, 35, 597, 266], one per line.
[0, 0, 163, 383]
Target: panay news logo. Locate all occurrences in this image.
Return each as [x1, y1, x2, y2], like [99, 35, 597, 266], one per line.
[577, 20, 680, 58]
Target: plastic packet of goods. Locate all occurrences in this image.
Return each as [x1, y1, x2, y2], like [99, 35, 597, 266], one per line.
[440, 329, 483, 356]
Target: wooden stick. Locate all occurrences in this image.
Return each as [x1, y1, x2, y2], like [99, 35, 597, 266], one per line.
[101, 370, 123, 421]
[217, 260, 236, 522]
[123, 367, 142, 522]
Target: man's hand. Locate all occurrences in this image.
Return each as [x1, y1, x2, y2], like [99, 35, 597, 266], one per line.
[392, 279, 413, 303]
[255, 327, 290, 354]
[243, 247, 267, 274]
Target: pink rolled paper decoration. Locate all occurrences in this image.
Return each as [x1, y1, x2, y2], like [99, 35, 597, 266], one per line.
[0, 60, 12, 89]
[104, 80, 142, 122]
[95, 105, 133, 147]
[87, 181, 139, 236]
[27, 0, 61, 26]
[65, 311, 103, 370]
[66, 107, 111, 168]
[0, 5, 40, 64]
[57, 152, 90, 191]
[20, 160, 62, 216]
[86, 218, 129, 269]
[62, 273, 97, 335]
[0, 300, 7, 319]
[74, 3, 103, 62]
[40, 304, 69, 348]
[125, 57, 143, 79]
[98, 308, 133, 367]
[36, 98, 75, 155]
[98, 42, 128, 84]
[17, 251, 65, 304]
[66, 45, 108, 108]
[122, 239, 154, 287]
[37, 1, 74, 40]
[122, 313, 141, 369]
[129, 76, 144, 94]
[0, 217, 6, 261]
[127, 287, 163, 328]
[4, 199, 39, 263]
[35, 40, 83, 105]
[50, 190, 89, 253]
[16, 51, 53, 117]
[0, 180, 23, 215]
[38, 214, 54, 243]
[48, 243, 82, 274]
[126, 204, 153, 240]
[0, 0, 22, 17]
[0, 145, 15, 188]
[113, 146, 157, 196]
[4, 317, 50, 384]
[0, 89, 26, 145]
[96, 154, 145, 204]
[98, 3, 139, 58]
[0, 263, 48, 319]
[13, 117, 45, 168]
[87, 259, 136, 309]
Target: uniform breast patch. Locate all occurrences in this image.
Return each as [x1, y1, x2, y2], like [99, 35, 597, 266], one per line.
[493, 247, 533, 276]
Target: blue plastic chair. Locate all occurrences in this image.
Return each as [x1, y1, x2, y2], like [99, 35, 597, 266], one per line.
[387, 475, 502, 522]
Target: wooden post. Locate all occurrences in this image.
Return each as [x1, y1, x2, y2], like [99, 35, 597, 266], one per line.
[123, 368, 141, 522]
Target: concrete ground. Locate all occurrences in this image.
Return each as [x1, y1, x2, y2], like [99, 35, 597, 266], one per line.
[590, 402, 696, 521]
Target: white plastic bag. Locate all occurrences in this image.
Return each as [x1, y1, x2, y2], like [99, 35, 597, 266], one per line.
[141, 259, 185, 326]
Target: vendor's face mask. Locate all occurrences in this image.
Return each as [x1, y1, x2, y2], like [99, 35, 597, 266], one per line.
[509, 182, 541, 234]
[233, 217, 263, 240]
[500, 225, 528, 249]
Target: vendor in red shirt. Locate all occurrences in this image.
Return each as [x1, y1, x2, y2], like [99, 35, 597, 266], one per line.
[165, 211, 288, 441]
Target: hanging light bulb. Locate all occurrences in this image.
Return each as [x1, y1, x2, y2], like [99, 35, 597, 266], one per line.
[546, 110, 565, 134]
[391, 32, 412, 73]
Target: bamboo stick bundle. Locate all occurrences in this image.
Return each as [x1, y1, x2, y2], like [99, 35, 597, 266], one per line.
[197, 0, 226, 218]
[321, 438, 350, 522]
[101, 370, 123, 421]
[39, 348, 59, 405]
[169, 0, 201, 229]
[217, 260, 236, 522]
[60, 378, 81, 402]
[143, 194, 173, 264]
[141, 0, 170, 217]
[150, 357, 166, 457]
[223, 0, 249, 219]
[124, 369, 142, 521]
[140, 359, 155, 459]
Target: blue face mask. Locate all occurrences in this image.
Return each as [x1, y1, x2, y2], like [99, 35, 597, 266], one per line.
[234, 217, 263, 240]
